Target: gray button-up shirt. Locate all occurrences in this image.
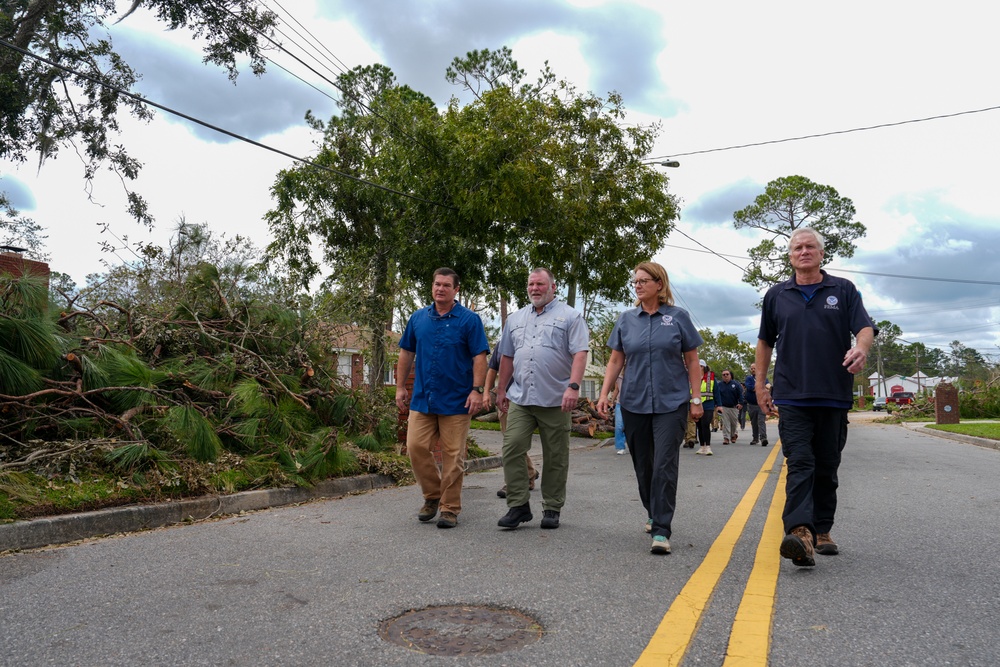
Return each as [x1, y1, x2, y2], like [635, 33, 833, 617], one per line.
[499, 299, 590, 408]
[608, 304, 702, 414]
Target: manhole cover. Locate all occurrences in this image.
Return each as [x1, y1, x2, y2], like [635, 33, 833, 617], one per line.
[379, 604, 543, 656]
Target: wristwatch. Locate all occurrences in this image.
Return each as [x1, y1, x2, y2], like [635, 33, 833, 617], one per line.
[473, 386, 484, 393]
[568, 382, 580, 390]
[691, 397, 702, 405]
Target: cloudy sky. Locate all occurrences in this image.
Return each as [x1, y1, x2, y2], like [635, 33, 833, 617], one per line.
[2, 0, 999, 362]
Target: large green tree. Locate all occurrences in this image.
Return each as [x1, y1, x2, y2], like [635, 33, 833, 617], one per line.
[733, 175, 865, 290]
[1, 0, 277, 229]
[696, 328, 754, 377]
[443, 48, 679, 317]
[266, 64, 445, 399]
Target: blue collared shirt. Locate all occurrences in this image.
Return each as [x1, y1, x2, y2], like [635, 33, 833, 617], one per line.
[399, 301, 489, 415]
[499, 299, 590, 408]
[608, 304, 702, 414]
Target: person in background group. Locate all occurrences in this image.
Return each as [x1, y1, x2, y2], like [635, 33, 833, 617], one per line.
[395, 268, 489, 529]
[756, 228, 875, 567]
[738, 382, 747, 431]
[484, 340, 539, 498]
[695, 361, 721, 455]
[611, 374, 628, 455]
[495, 268, 590, 531]
[715, 369, 744, 445]
[598, 261, 703, 555]
[744, 363, 769, 446]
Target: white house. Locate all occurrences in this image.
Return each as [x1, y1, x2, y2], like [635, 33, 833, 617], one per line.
[867, 372, 957, 396]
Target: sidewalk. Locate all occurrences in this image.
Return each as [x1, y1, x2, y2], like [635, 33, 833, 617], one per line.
[899, 420, 1000, 451]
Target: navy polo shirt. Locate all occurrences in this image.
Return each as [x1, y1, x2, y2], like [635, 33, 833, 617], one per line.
[399, 301, 489, 415]
[608, 304, 703, 414]
[758, 271, 875, 405]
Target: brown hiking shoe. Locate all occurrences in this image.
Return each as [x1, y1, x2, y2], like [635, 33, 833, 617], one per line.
[417, 498, 440, 522]
[780, 526, 815, 567]
[815, 532, 839, 555]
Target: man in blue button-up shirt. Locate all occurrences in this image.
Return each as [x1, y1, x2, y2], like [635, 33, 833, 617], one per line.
[396, 268, 489, 529]
[495, 268, 589, 530]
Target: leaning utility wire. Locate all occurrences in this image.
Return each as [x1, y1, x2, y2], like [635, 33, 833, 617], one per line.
[209, 0, 442, 160]
[647, 105, 1000, 160]
[0, 39, 455, 210]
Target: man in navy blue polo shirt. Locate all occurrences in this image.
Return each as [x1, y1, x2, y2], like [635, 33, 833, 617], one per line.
[755, 228, 875, 567]
[396, 268, 489, 529]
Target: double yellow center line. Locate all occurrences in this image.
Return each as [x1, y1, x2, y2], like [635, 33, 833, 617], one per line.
[634, 444, 786, 666]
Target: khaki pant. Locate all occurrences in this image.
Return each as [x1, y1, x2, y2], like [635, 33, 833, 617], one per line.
[720, 406, 739, 441]
[406, 411, 471, 516]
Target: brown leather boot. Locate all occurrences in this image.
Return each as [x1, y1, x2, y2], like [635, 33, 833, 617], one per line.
[815, 532, 839, 555]
[780, 525, 816, 566]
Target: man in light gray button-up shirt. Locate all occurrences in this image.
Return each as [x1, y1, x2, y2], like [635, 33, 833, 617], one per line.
[495, 268, 589, 530]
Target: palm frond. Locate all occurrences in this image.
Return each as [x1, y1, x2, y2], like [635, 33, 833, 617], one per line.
[0, 316, 64, 368]
[105, 442, 174, 473]
[165, 406, 222, 462]
[0, 471, 41, 502]
[232, 378, 269, 417]
[0, 348, 43, 395]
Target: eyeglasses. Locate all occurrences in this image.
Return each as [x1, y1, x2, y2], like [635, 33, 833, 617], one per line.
[631, 278, 658, 287]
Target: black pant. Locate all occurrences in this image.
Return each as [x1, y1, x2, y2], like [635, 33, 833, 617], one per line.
[696, 407, 714, 446]
[621, 405, 687, 539]
[777, 405, 849, 535]
[747, 403, 767, 442]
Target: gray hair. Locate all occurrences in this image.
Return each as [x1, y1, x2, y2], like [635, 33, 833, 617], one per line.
[788, 227, 825, 253]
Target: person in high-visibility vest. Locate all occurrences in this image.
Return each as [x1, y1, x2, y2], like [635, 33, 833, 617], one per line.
[696, 361, 721, 455]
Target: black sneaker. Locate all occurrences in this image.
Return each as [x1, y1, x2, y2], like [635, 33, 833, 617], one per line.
[497, 504, 532, 529]
[540, 510, 560, 529]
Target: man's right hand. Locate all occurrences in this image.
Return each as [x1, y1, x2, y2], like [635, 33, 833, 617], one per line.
[596, 397, 610, 419]
[395, 387, 409, 411]
[495, 388, 509, 415]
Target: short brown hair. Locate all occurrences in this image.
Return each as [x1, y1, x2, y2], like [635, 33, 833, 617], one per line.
[433, 267, 459, 288]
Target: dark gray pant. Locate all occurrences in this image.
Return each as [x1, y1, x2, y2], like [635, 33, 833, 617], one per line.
[621, 405, 687, 539]
[747, 403, 767, 442]
[777, 405, 849, 536]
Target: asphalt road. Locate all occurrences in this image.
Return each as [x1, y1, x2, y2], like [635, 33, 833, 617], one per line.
[2, 418, 998, 666]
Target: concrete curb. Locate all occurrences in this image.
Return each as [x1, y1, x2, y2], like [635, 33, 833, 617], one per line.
[900, 422, 1000, 451]
[1, 455, 507, 552]
[0, 474, 396, 552]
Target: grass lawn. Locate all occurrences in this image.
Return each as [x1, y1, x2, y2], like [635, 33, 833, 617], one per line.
[925, 422, 1000, 440]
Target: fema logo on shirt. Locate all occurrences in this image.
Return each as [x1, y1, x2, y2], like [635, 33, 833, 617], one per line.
[661, 315, 674, 326]
[824, 295, 840, 310]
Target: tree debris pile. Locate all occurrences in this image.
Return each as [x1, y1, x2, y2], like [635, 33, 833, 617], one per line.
[0, 252, 403, 519]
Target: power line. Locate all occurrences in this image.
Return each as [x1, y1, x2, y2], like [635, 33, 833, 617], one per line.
[0, 38, 455, 211]
[266, 0, 352, 77]
[661, 241, 1000, 287]
[646, 104, 1000, 160]
[209, 0, 442, 161]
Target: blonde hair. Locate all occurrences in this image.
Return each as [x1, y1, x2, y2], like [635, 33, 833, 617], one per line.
[633, 261, 674, 306]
